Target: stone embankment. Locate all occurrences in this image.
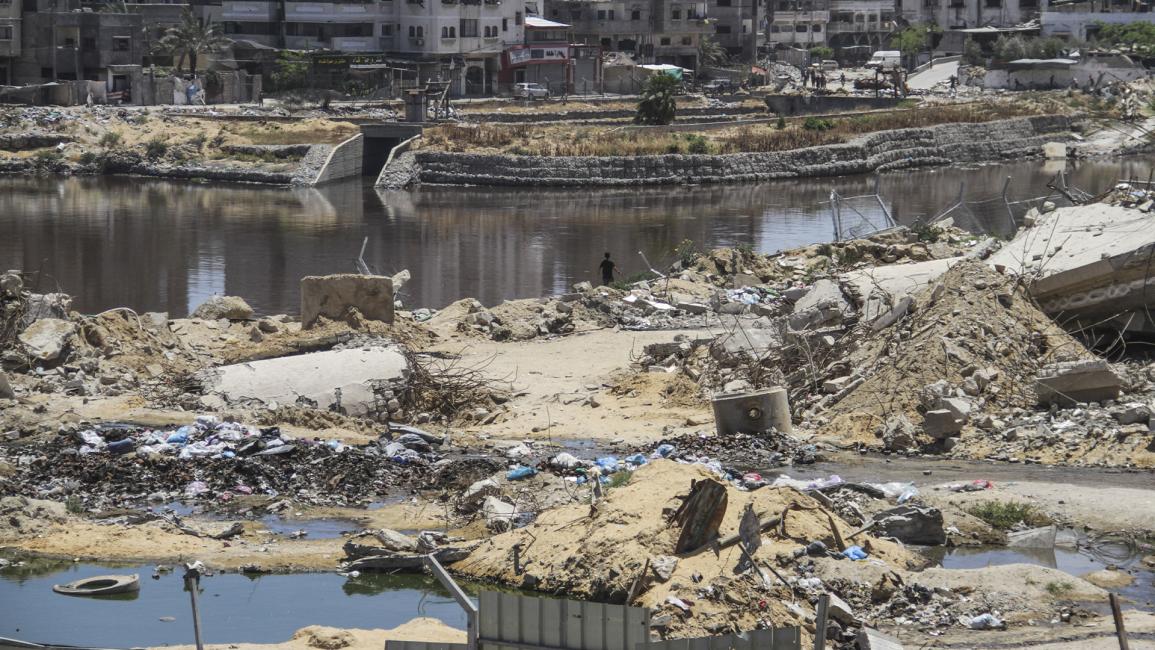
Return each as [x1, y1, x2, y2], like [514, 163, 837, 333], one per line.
[415, 115, 1072, 187]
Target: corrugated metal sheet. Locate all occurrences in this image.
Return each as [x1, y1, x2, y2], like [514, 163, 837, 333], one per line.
[479, 591, 652, 650]
[643, 628, 802, 650]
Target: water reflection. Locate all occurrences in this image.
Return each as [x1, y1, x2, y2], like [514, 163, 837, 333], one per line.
[2, 156, 1152, 317]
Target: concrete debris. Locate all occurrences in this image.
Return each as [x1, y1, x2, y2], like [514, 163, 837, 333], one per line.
[856, 627, 904, 650]
[650, 555, 678, 582]
[712, 388, 792, 435]
[198, 346, 409, 419]
[482, 495, 516, 531]
[0, 370, 13, 400]
[788, 279, 852, 331]
[191, 295, 254, 321]
[873, 505, 947, 545]
[18, 318, 76, 362]
[300, 274, 395, 329]
[1036, 360, 1122, 406]
[459, 478, 501, 513]
[1006, 525, 1058, 549]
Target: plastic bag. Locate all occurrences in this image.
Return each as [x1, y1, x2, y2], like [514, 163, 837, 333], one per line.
[965, 613, 1003, 629]
[595, 457, 620, 472]
[655, 444, 675, 458]
[552, 452, 582, 469]
[506, 465, 537, 480]
[841, 545, 868, 560]
[625, 453, 647, 466]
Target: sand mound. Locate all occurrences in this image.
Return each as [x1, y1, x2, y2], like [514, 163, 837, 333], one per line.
[451, 460, 915, 638]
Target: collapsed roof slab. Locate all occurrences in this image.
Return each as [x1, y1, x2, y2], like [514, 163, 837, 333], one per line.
[987, 204, 1155, 334]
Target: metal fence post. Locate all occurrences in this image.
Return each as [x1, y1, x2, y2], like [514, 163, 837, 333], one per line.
[423, 555, 478, 650]
[183, 564, 205, 650]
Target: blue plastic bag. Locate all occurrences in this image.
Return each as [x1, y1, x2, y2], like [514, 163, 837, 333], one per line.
[595, 457, 620, 472]
[625, 453, 647, 466]
[841, 545, 868, 561]
[655, 444, 675, 458]
[166, 427, 190, 445]
[506, 465, 537, 480]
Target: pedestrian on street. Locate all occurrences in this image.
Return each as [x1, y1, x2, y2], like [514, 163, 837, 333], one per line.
[599, 252, 619, 286]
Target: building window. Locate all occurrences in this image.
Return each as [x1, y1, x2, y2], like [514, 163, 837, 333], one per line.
[63, 37, 76, 47]
[984, 0, 1001, 6]
[715, 24, 730, 33]
[660, 36, 670, 44]
[812, 23, 820, 31]
[0, 25, 13, 40]
[597, 9, 605, 18]
[460, 18, 478, 36]
[82, 37, 96, 50]
[608, 9, 615, 18]
[671, 8, 681, 18]
[717, 0, 731, 5]
[503, 17, 508, 30]
[601, 37, 611, 47]
[383, 24, 393, 35]
[630, 8, 640, 19]
[409, 25, 415, 36]
[681, 35, 691, 44]
[769, 24, 779, 32]
[794, 24, 805, 31]
[112, 36, 130, 51]
[515, 11, 522, 24]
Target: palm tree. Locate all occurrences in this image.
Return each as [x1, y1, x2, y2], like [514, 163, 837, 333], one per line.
[698, 35, 728, 68]
[161, 8, 230, 77]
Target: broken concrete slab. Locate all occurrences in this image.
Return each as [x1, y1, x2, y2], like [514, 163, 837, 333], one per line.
[192, 295, 254, 321]
[939, 397, 973, 423]
[788, 279, 852, 331]
[842, 258, 961, 321]
[923, 409, 963, 438]
[988, 204, 1155, 334]
[198, 346, 408, 419]
[650, 555, 678, 582]
[712, 387, 792, 435]
[300, 274, 395, 329]
[483, 496, 516, 531]
[460, 478, 501, 513]
[21, 292, 72, 327]
[856, 627, 904, 650]
[1036, 360, 1122, 406]
[716, 323, 782, 357]
[1007, 525, 1057, 549]
[826, 592, 858, 625]
[823, 376, 852, 394]
[675, 301, 709, 314]
[18, 318, 76, 362]
[873, 505, 946, 545]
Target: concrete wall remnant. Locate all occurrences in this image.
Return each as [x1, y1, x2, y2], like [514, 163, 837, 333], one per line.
[712, 387, 792, 435]
[1036, 360, 1122, 406]
[301, 274, 395, 328]
[312, 134, 364, 186]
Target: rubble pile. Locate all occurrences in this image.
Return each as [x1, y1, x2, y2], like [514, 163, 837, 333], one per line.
[815, 261, 1093, 452]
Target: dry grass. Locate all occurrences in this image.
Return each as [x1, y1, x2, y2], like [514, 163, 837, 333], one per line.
[422, 102, 1047, 157]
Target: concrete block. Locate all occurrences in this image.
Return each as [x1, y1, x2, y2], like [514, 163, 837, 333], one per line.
[939, 397, 973, 422]
[873, 505, 946, 545]
[192, 295, 254, 320]
[1036, 360, 1121, 406]
[789, 279, 851, 331]
[923, 409, 963, 438]
[675, 301, 709, 314]
[823, 376, 852, 394]
[18, 318, 76, 362]
[712, 387, 791, 434]
[301, 274, 395, 329]
[856, 627, 904, 650]
[198, 347, 408, 419]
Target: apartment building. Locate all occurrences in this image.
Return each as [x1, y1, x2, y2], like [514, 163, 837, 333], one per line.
[0, 0, 21, 83]
[1040, 0, 1152, 40]
[707, 0, 758, 59]
[898, 0, 1035, 29]
[13, 0, 144, 83]
[544, 0, 711, 69]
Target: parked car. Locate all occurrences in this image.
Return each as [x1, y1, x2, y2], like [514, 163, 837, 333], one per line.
[513, 82, 550, 99]
[701, 79, 735, 95]
[820, 59, 840, 72]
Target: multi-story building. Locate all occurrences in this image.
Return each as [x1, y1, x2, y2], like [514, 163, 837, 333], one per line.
[544, 0, 711, 69]
[766, 2, 827, 49]
[396, 0, 524, 93]
[498, 15, 600, 93]
[14, 0, 144, 82]
[1039, 0, 1152, 40]
[898, 0, 1035, 29]
[707, 0, 758, 60]
[0, 0, 21, 83]
[825, 0, 894, 52]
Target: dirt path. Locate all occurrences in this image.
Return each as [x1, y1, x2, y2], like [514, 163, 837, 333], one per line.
[438, 327, 713, 444]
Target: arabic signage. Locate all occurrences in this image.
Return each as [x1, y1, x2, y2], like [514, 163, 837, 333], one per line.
[507, 46, 569, 65]
[312, 54, 386, 68]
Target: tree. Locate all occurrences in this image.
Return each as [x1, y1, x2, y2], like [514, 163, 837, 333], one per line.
[698, 35, 728, 68]
[809, 46, 834, 61]
[162, 8, 230, 77]
[891, 24, 934, 67]
[1094, 21, 1155, 54]
[993, 34, 1028, 62]
[962, 38, 984, 65]
[635, 73, 679, 125]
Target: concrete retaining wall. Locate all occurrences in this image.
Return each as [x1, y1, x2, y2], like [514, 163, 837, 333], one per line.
[311, 133, 364, 185]
[375, 134, 422, 188]
[414, 115, 1073, 187]
[762, 95, 903, 116]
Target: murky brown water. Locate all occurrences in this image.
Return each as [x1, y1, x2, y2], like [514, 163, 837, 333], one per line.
[2, 156, 1152, 317]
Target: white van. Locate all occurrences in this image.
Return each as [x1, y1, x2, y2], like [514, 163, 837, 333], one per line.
[865, 50, 902, 71]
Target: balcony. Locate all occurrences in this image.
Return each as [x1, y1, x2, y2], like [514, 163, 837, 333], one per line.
[221, 0, 278, 21]
[285, 2, 388, 20]
[330, 35, 378, 50]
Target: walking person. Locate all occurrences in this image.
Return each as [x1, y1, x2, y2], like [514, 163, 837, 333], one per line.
[599, 252, 619, 286]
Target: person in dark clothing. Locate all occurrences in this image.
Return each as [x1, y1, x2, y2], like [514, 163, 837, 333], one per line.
[599, 252, 619, 285]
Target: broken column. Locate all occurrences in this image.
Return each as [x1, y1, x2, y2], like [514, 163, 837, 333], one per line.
[300, 274, 395, 329]
[712, 387, 792, 435]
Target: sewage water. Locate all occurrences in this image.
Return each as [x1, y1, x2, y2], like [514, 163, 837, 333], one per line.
[0, 557, 470, 646]
[3, 156, 1152, 317]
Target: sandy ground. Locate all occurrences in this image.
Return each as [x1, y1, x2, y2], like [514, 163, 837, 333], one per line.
[435, 327, 714, 445]
[155, 617, 465, 650]
[891, 610, 1155, 648]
